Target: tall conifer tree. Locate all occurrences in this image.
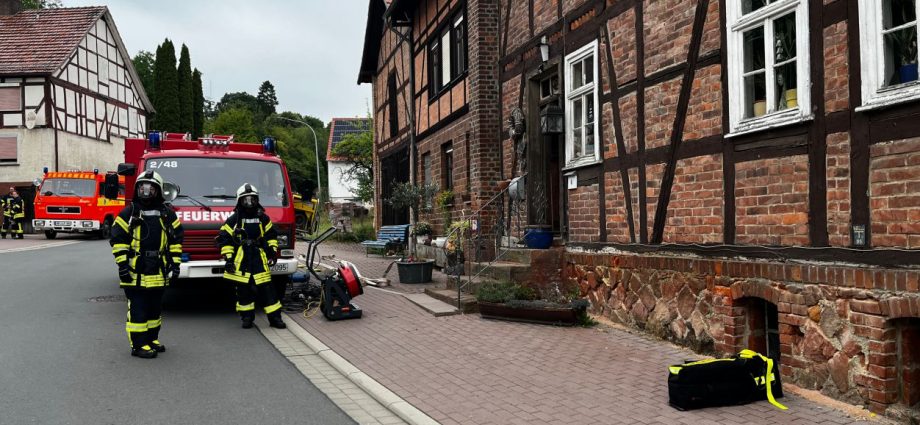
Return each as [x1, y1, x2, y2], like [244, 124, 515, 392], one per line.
[192, 69, 204, 138]
[177, 44, 194, 132]
[152, 39, 180, 132]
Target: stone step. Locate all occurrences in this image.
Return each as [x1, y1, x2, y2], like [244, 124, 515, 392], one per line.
[497, 247, 535, 264]
[404, 293, 460, 317]
[472, 261, 531, 283]
[424, 288, 479, 314]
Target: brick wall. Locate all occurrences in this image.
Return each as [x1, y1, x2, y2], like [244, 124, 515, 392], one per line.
[533, 0, 559, 35]
[644, 77, 680, 150]
[607, 8, 636, 84]
[568, 184, 600, 242]
[645, 163, 663, 238]
[604, 171, 631, 243]
[643, 0, 694, 75]
[824, 21, 849, 113]
[682, 64, 722, 140]
[870, 138, 920, 248]
[663, 153, 723, 243]
[827, 132, 851, 247]
[565, 249, 920, 415]
[735, 155, 810, 246]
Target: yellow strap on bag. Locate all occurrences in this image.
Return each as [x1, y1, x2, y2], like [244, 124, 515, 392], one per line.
[738, 349, 787, 410]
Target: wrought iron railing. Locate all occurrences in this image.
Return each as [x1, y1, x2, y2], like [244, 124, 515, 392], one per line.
[441, 173, 528, 308]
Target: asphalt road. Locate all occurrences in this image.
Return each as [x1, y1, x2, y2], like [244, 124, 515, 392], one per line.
[0, 235, 355, 425]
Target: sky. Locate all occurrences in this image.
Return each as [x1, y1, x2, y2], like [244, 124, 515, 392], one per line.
[65, 0, 373, 124]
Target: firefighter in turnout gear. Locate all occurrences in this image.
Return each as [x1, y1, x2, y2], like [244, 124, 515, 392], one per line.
[2, 189, 24, 239]
[110, 171, 184, 359]
[217, 183, 286, 330]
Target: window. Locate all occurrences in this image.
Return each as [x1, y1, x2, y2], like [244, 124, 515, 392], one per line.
[0, 135, 17, 163]
[859, 0, 920, 109]
[442, 143, 454, 189]
[564, 41, 599, 166]
[726, 0, 811, 135]
[387, 72, 398, 138]
[0, 86, 21, 112]
[428, 8, 468, 95]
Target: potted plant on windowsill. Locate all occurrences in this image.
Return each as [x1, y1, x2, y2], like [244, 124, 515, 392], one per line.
[475, 281, 592, 326]
[386, 181, 439, 283]
[891, 28, 919, 85]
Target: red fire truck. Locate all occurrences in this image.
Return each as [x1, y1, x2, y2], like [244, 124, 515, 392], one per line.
[32, 170, 126, 239]
[104, 132, 298, 295]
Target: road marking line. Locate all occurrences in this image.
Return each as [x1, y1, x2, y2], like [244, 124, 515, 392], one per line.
[0, 240, 79, 254]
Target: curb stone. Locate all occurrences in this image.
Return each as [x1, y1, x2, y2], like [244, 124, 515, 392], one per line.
[281, 314, 440, 425]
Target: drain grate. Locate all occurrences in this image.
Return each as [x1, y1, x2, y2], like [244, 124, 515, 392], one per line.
[88, 294, 127, 303]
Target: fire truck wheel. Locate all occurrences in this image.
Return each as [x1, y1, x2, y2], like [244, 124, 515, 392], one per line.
[44, 230, 57, 240]
[98, 218, 113, 240]
[295, 212, 307, 231]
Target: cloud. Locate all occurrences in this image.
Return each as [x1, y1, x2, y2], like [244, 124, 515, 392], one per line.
[65, 0, 372, 123]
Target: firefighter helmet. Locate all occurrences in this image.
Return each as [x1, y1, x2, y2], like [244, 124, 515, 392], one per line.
[135, 170, 164, 201]
[236, 183, 259, 209]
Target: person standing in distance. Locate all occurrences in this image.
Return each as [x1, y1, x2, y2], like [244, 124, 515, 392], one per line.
[110, 171, 184, 358]
[217, 183, 286, 329]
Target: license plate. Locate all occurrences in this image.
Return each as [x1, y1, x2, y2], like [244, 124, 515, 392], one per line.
[270, 263, 288, 272]
[54, 221, 70, 226]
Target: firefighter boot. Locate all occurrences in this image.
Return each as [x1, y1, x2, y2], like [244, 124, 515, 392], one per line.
[131, 345, 158, 359]
[149, 340, 166, 353]
[268, 312, 286, 329]
[241, 312, 254, 329]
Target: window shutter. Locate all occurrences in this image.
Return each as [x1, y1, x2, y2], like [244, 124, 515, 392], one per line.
[0, 136, 17, 161]
[0, 87, 21, 111]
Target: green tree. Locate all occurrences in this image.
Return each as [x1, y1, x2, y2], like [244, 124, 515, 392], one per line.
[22, 0, 60, 9]
[132, 51, 155, 103]
[205, 107, 258, 142]
[331, 120, 374, 202]
[257, 81, 278, 117]
[176, 44, 194, 132]
[264, 113, 329, 198]
[216, 92, 261, 116]
[152, 39, 180, 132]
[192, 69, 204, 138]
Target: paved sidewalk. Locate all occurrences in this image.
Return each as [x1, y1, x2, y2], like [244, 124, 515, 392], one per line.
[289, 241, 884, 424]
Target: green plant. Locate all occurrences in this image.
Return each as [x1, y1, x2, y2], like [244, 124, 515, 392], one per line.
[435, 190, 453, 209]
[386, 182, 439, 215]
[445, 219, 470, 252]
[412, 221, 433, 236]
[475, 281, 537, 303]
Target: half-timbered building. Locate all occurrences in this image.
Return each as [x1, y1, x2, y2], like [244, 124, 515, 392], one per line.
[0, 3, 152, 222]
[362, 0, 920, 418]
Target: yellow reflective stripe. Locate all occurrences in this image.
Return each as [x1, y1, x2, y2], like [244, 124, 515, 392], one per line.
[220, 224, 234, 234]
[220, 246, 234, 255]
[169, 245, 183, 253]
[147, 318, 162, 328]
[668, 366, 682, 375]
[172, 256, 182, 264]
[224, 273, 250, 284]
[114, 255, 127, 263]
[115, 216, 129, 232]
[267, 240, 279, 248]
[172, 219, 181, 228]
[254, 272, 272, 285]
[112, 243, 129, 249]
[236, 303, 255, 312]
[263, 221, 272, 232]
[125, 322, 147, 332]
[264, 301, 282, 314]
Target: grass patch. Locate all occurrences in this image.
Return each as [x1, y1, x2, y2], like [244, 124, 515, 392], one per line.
[304, 213, 375, 243]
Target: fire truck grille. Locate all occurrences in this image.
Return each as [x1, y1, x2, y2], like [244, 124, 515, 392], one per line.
[47, 206, 80, 214]
[183, 234, 217, 250]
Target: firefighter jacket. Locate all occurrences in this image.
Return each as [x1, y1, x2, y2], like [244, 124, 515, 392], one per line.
[8, 196, 23, 219]
[110, 202, 184, 288]
[1, 196, 12, 218]
[217, 210, 278, 285]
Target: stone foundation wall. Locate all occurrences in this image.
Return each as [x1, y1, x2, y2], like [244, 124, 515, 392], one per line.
[565, 248, 920, 417]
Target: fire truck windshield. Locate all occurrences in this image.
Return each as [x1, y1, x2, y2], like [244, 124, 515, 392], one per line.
[146, 157, 289, 207]
[40, 178, 97, 197]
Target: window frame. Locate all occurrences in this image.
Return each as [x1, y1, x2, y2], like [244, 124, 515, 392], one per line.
[427, 6, 468, 99]
[441, 143, 454, 190]
[858, 0, 920, 110]
[0, 133, 20, 165]
[563, 40, 601, 168]
[725, 0, 812, 137]
[0, 85, 22, 112]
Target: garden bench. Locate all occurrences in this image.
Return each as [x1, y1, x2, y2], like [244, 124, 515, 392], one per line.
[361, 224, 410, 257]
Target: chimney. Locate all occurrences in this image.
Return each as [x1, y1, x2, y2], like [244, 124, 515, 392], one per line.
[0, 0, 22, 16]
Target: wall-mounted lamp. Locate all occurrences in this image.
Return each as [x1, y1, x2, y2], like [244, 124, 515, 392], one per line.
[540, 103, 564, 135]
[539, 36, 549, 63]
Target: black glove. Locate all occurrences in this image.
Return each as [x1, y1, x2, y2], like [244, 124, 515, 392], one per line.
[224, 258, 235, 274]
[118, 263, 132, 284]
[169, 263, 180, 283]
[267, 247, 278, 267]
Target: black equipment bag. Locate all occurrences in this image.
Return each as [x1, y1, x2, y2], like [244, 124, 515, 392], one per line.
[667, 349, 786, 411]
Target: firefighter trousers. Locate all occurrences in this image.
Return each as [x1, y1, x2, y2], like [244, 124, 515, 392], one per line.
[124, 287, 165, 349]
[0, 216, 15, 237]
[234, 275, 282, 319]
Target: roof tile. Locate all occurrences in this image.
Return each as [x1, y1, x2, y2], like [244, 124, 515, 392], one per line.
[0, 7, 106, 75]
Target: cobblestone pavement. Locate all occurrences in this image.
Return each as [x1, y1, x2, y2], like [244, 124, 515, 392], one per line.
[289, 243, 885, 425]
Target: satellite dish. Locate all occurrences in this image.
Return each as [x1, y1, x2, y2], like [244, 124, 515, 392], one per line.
[24, 111, 37, 130]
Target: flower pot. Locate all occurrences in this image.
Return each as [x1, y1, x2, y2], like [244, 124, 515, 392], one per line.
[753, 100, 766, 117]
[784, 88, 797, 108]
[900, 63, 920, 84]
[523, 226, 552, 249]
[396, 260, 434, 284]
[477, 301, 585, 326]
